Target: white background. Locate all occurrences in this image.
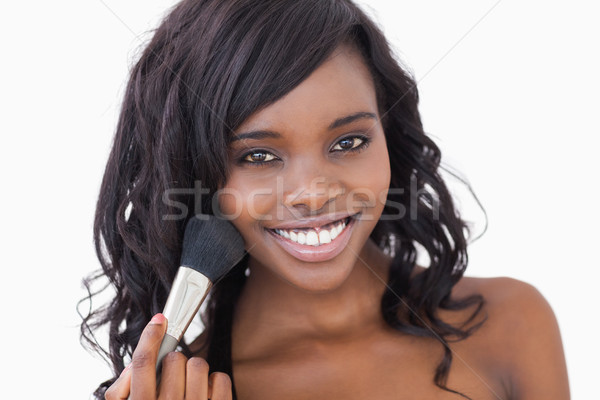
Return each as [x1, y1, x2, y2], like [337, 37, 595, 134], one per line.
[1, 0, 597, 398]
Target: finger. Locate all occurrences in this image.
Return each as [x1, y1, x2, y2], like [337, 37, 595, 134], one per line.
[104, 365, 132, 400]
[157, 352, 186, 399]
[130, 313, 167, 400]
[208, 372, 232, 400]
[184, 357, 210, 400]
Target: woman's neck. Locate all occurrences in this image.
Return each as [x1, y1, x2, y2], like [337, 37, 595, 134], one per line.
[231, 239, 393, 360]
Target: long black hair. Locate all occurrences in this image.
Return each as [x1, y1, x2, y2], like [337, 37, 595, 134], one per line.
[80, 0, 487, 398]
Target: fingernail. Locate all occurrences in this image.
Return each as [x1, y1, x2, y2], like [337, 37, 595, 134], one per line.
[150, 313, 166, 325]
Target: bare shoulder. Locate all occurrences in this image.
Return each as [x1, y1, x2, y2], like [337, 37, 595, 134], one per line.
[451, 275, 570, 400]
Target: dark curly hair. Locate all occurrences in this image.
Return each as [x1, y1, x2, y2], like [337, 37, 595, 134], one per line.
[80, 0, 488, 398]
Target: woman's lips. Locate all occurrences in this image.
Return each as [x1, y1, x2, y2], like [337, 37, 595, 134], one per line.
[265, 214, 358, 263]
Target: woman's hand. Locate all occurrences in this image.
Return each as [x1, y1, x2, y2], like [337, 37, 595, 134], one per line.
[104, 313, 233, 400]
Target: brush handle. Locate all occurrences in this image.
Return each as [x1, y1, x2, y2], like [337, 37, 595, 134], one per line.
[156, 334, 180, 372]
[126, 268, 212, 399]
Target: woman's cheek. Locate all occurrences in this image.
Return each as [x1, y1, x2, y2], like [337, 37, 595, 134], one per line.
[242, 185, 278, 224]
[349, 157, 390, 212]
[218, 176, 277, 225]
[216, 185, 245, 220]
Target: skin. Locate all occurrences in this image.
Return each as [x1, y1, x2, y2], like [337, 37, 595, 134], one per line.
[107, 44, 570, 399]
[104, 313, 232, 400]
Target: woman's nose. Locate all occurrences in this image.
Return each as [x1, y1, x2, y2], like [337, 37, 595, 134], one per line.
[282, 172, 345, 216]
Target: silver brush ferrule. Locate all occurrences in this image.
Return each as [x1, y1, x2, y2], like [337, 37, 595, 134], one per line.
[162, 266, 213, 341]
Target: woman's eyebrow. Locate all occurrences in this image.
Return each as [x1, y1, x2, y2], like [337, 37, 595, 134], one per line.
[232, 130, 281, 142]
[232, 111, 377, 142]
[328, 111, 377, 130]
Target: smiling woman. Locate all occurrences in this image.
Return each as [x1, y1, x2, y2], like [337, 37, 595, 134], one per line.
[81, 0, 570, 399]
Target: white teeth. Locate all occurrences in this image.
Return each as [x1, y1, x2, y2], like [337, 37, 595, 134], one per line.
[306, 231, 319, 246]
[275, 229, 290, 239]
[273, 217, 348, 246]
[329, 225, 339, 240]
[297, 231, 306, 245]
[318, 230, 331, 244]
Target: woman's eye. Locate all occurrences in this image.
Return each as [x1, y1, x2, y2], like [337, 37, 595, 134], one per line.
[238, 135, 371, 167]
[331, 136, 366, 152]
[242, 151, 277, 164]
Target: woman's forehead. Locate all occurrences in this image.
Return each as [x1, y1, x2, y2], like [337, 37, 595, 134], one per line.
[235, 46, 379, 135]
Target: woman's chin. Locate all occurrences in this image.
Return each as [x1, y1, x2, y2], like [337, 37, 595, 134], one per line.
[282, 276, 351, 295]
[272, 253, 358, 294]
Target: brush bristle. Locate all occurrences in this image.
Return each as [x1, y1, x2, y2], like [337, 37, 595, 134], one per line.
[180, 216, 246, 283]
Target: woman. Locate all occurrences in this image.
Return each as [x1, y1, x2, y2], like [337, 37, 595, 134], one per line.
[82, 0, 570, 399]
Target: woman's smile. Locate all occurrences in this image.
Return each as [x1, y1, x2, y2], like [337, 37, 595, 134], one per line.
[265, 212, 359, 263]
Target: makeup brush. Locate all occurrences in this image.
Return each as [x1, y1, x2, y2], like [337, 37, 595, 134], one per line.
[155, 215, 245, 371]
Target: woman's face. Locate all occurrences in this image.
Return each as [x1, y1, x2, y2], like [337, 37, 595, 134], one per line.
[218, 46, 391, 292]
